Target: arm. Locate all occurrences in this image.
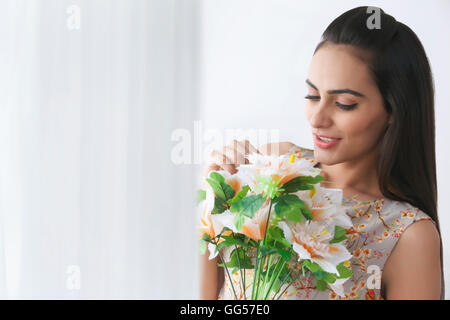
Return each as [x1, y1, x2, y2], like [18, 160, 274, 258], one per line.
[381, 219, 442, 299]
[199, 253, 224, 299]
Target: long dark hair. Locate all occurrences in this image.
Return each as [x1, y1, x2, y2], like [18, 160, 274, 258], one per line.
[315, 6, 444, 299]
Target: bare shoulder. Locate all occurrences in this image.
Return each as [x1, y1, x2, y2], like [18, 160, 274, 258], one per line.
[258, 141, 297, 156]
[382, 218, 441, 299]
[387, 218, 441, 267]
[399, 219, 440, 246]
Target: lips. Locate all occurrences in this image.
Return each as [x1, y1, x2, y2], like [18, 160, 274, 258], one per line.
[314, 133, 341, 140]
[313, 133, 342, 149]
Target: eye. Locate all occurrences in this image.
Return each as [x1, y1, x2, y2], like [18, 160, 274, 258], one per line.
[305, 95, 320, 101]
[336, 101, 358, 110]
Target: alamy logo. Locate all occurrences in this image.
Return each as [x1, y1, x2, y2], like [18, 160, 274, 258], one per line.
[67, 5, 81, 30]
[366, 264, 381, 289]
[366, 7, 381, 30]
[66, 265, 81, 290]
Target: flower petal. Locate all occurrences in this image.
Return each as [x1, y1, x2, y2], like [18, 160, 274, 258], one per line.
[293, 242, 312, 260]
[208, 242, 218, 260]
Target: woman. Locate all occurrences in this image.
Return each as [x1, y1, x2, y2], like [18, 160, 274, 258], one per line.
[200, 6, 444, 300]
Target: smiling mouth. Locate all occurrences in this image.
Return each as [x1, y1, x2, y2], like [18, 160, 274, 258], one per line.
[313, 133, 342, 149]
[314, 133, 341, 142]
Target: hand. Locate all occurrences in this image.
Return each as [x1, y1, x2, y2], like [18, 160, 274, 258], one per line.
[203, 139, 261, 176]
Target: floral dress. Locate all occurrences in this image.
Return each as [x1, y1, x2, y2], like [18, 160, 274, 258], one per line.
[217, 145, 435, 300]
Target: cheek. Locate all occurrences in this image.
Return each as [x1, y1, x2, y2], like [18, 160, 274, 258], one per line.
[337, 110, 388, 144]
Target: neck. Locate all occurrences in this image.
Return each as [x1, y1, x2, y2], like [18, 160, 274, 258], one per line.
[318, 147, 383, 200]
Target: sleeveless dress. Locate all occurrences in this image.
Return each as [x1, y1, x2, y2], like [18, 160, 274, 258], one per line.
[217, 145, 435, 300]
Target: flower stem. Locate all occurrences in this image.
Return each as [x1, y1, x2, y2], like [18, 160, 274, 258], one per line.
[254, 252, 266, 299]
[264, 258, 286, 299]
[254, 200, 274, 299]
[273, 267, 294, 300]
[232, 232, 246, 300]
[214, 239, 238, 300]
[251, 241, 262, 299]
[276, 280, 294, 300]
[262, 201, 273, 245]
[259, 254, 274, 299]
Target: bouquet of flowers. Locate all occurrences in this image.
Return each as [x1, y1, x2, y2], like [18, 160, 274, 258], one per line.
[197, 147, 353, 299]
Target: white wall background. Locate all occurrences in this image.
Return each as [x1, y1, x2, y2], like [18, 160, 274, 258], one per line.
[0, 0, 449, 299]
[199, 0, 450, 299]
[0, 0, 200, 299]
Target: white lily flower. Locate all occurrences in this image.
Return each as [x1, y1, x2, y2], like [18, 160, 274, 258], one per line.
[237, 152, 321, 190]
[198, 182, 217, 240]
[211, 199, 271, 241]
[210, 210, 237, 235]
[296, 186, 353, 229]
[208, 242, 219, 260]
[279, 220, 352, 275]
[329, 277, 349, 298]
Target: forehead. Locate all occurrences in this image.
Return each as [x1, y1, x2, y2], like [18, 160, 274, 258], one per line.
[308, 43, 375, 91]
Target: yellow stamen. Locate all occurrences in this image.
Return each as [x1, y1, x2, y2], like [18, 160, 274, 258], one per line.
[322, 229, 327, 235]
[344, 260, 350, 267]
[289, 154, 295, 163]
[309, 187, 316, 198]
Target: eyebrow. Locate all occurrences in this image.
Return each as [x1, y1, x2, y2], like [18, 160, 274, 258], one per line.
[306, 79, 365, 98]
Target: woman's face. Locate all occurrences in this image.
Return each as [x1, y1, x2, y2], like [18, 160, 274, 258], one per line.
[304, 43, 391, 165]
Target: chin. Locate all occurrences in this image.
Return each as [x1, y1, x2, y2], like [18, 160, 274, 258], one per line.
[313, 148, 341, 165]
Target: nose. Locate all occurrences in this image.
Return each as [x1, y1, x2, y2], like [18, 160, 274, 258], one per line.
[306, 100, 333, 129]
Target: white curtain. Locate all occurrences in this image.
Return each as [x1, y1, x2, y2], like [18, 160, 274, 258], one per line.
[0, 0, 200, 299]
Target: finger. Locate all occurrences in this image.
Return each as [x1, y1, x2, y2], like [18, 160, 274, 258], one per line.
[210, 150, 237, 174]
[242, 140, 261, 155]
[239, 140, 261, 165]
[227, 140, 249, 163]
[223, 145, 248, 166]
[233, 140, 250, 164]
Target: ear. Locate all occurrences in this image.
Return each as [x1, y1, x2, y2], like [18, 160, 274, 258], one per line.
[388, 114, 393, 125]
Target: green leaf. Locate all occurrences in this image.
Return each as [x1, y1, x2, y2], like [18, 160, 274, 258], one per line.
[210, 172, 236, 199]
[211, 197, 228, 214]
[277, 249, 292, 262]
[198, 239, 207, 255]
[315, 270, 324, 280]
[274, 194, 311, 221]
[285, 207, 303, 222]
[207, 172, 236, 201]
[300, 205, 313, 220]
[259, 245, 277, 256]
[227, 185, 250, 205]
[282, 175, 324, 193]
[323, 272, 337, 284]
[316, 279, 327, 291]
[209, 171, 225, 183]
[297, 175, 325, 184]
[196, 189, 206, 205]
[267, 226, 284, 241]
[215, 234, 249, 251]
[329, 225, 348, 244]
[202, 233, 211, 242]
[266, 227, 291, 247]
[223, 247, 254, 270]
[303, 260, 321, 273]
[206, 178, 225, 199]
[274, 194, 301, 218]
[336, 262, 352, 279]
[234, 213, 245, 231]
[230, 194, 265, 218]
